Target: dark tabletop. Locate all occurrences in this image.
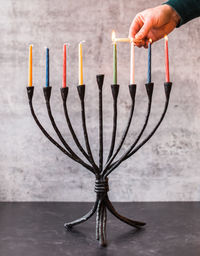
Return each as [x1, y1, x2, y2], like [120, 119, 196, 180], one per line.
[0, 202, 200, 256]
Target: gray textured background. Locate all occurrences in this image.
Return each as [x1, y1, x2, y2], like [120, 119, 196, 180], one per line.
[0, 0, 200, 201]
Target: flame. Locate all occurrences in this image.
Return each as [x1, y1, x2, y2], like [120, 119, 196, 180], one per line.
[112, 30, 116, 42]
[149, 38, 152, 43]
[164, 35, 168, 41]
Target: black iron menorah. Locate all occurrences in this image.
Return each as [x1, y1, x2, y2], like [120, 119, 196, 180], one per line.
[27, 75, 172, 246]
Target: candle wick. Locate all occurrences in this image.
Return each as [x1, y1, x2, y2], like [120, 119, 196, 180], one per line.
[64, 42, 71, 46]
[79, 40, 86, 44]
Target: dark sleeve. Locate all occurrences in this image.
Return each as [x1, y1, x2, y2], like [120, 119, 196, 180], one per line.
[164, 0, 200, 26]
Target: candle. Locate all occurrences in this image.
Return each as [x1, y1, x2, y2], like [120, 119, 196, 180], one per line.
[63, 44, 67, 88]
[130, 39, 135, 84]
[112, 31, 117, 84]
[28, 45, 32, 87]
[115, 38, 131, 43]
[79, 41, 84, 85]
[165, 35, 170, 82]
[147, 38, 152, 83]
[46, 48, 49, 87]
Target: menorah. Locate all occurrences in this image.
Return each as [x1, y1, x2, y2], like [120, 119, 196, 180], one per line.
[27, 75, 172, 246]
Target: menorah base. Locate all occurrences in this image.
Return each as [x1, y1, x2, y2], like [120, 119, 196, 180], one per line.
[64, 179, 146, 246]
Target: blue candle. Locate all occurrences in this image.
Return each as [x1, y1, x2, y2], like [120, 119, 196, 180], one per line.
[46, 48, 49, 87]
[147, 39, 152, 83]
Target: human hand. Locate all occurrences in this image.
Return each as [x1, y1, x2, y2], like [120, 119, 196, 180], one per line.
[129, 5, 180, 47]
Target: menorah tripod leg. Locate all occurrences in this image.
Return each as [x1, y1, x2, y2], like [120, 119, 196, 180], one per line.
[104, 195, 146, 228]
[64, 199, 98, 229]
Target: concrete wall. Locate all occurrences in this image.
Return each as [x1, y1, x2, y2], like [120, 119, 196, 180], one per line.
[0, 0, 200, 201]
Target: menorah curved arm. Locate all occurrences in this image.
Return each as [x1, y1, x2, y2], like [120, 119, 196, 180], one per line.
[106, 84, 119, 162]
[43, 87, 96, 173]
[103, 84, 136, 172]
[103, 83, 154, 176]
[104, 82, 172, 178]
[77, 85, 99, 173]
[125, 82, 172, 160]
[61, 87, 94, 166]
[26, 87, 95, 174]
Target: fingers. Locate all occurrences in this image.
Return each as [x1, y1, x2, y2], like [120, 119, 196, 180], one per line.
[129, 13, 145, 39]
[135, 17, 152, 41]
[129, 11, 153, 48]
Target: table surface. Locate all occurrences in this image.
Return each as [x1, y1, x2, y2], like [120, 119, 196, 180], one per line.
[0, 202, 200, 256]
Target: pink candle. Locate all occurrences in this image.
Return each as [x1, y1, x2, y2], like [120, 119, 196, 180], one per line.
[63, 44, 67, 88]
[165, 36, 170, 82]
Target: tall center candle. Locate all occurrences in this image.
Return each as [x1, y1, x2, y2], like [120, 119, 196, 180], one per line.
[130, 39, 135, 84]
[147, 38, 152, 83]
[63, 44, 67, 88]
[46, 47, 49, 87]
[112, 31, 117, 84]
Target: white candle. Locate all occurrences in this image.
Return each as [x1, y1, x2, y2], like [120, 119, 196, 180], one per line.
[115, 38, 131, 43]
[130, 40, 135, 84]
[79, 42, 83, 85]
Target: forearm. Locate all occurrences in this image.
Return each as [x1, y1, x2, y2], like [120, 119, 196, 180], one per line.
[164, 0, 200, 26]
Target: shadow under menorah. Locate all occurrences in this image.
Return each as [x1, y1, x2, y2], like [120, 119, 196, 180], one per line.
[27, 75, 172, 246]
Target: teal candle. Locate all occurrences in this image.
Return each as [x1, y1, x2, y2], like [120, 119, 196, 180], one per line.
[113, 42, 117, 84]
[46, 48, 49, 87]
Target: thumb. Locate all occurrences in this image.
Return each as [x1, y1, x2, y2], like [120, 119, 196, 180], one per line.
[135, 19, 152, 40]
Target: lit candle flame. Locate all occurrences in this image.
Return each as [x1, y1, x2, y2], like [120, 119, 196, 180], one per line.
[149, 38, 152, 43]
[112, 30, 116, 42]
[164, 35, 168, 41]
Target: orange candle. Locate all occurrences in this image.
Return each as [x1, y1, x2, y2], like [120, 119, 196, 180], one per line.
[63, 44, 67, 88]
[165, 35, 170, 82]
[28, 45, 32, 87]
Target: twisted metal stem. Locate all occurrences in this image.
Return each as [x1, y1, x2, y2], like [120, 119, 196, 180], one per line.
[96, 199, 102, 241]
[64, 177, 144, 246]
[99, 203, 107, 246]
[96, 198, 107, 246]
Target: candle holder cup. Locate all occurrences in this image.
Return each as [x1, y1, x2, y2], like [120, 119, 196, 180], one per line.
[27, 75, 172, 246]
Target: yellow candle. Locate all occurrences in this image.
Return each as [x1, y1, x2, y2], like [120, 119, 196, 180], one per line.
[28, 45, 32, 87]
[79, 41, 83, 85]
